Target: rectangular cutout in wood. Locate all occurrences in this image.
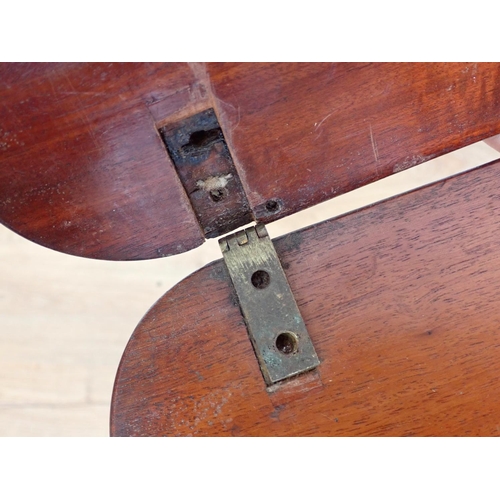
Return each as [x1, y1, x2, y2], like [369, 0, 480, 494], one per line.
[159, 109, 253, 238]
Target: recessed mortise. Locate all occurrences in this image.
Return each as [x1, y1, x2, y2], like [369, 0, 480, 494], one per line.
[251, 270, 270, 289]
[276, 332, 298, 355]
[158, 108, 253, 238]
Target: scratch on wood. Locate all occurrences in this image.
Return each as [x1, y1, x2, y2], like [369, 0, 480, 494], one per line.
[57, 91, 106, 97]
[314, 111, 334, 130]
[47, 73, 57, 98]
[369, 123, 379, 163]
[62, 73, 100, 151]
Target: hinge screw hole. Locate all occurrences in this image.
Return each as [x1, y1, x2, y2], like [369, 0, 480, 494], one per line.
[265, 199, 281, 213]
[251, 270, 270, 289]
[209, 189, 226, 202]
[276, 332, 298, 355]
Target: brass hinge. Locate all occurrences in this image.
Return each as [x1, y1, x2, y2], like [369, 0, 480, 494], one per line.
[219, 224, 320, 385]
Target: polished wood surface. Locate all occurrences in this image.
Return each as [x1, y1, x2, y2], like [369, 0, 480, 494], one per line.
[111, 158, 500, 436]
[3, 143, 498, 436]
[0, 63, 205, 260]
[2, 63, 500, 259]
[210, 63, 500, 222]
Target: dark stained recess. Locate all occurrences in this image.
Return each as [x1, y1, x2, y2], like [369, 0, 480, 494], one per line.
[159, 109, 253, 238]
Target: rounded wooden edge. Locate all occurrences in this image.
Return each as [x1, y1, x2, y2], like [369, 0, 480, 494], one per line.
[110, 161, 500, 436]
[109, 260, 267, 436]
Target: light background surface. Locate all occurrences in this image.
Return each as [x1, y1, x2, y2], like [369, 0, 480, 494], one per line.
[0, 140, 499, 436]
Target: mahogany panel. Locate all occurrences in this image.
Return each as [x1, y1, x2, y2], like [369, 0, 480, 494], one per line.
[0, 63, 205, 260]
[209, 62, 500, 221]
[2, 63, 500, 260]
[111, 159, 500, 436]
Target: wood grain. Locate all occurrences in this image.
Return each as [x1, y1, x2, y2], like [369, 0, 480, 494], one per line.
[1, 142, 497, 436]
[2, 63, 500, 260]
[209, 63, 500, 222]
[0, 63, 205, 260]
[111, 158, 500, 436]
